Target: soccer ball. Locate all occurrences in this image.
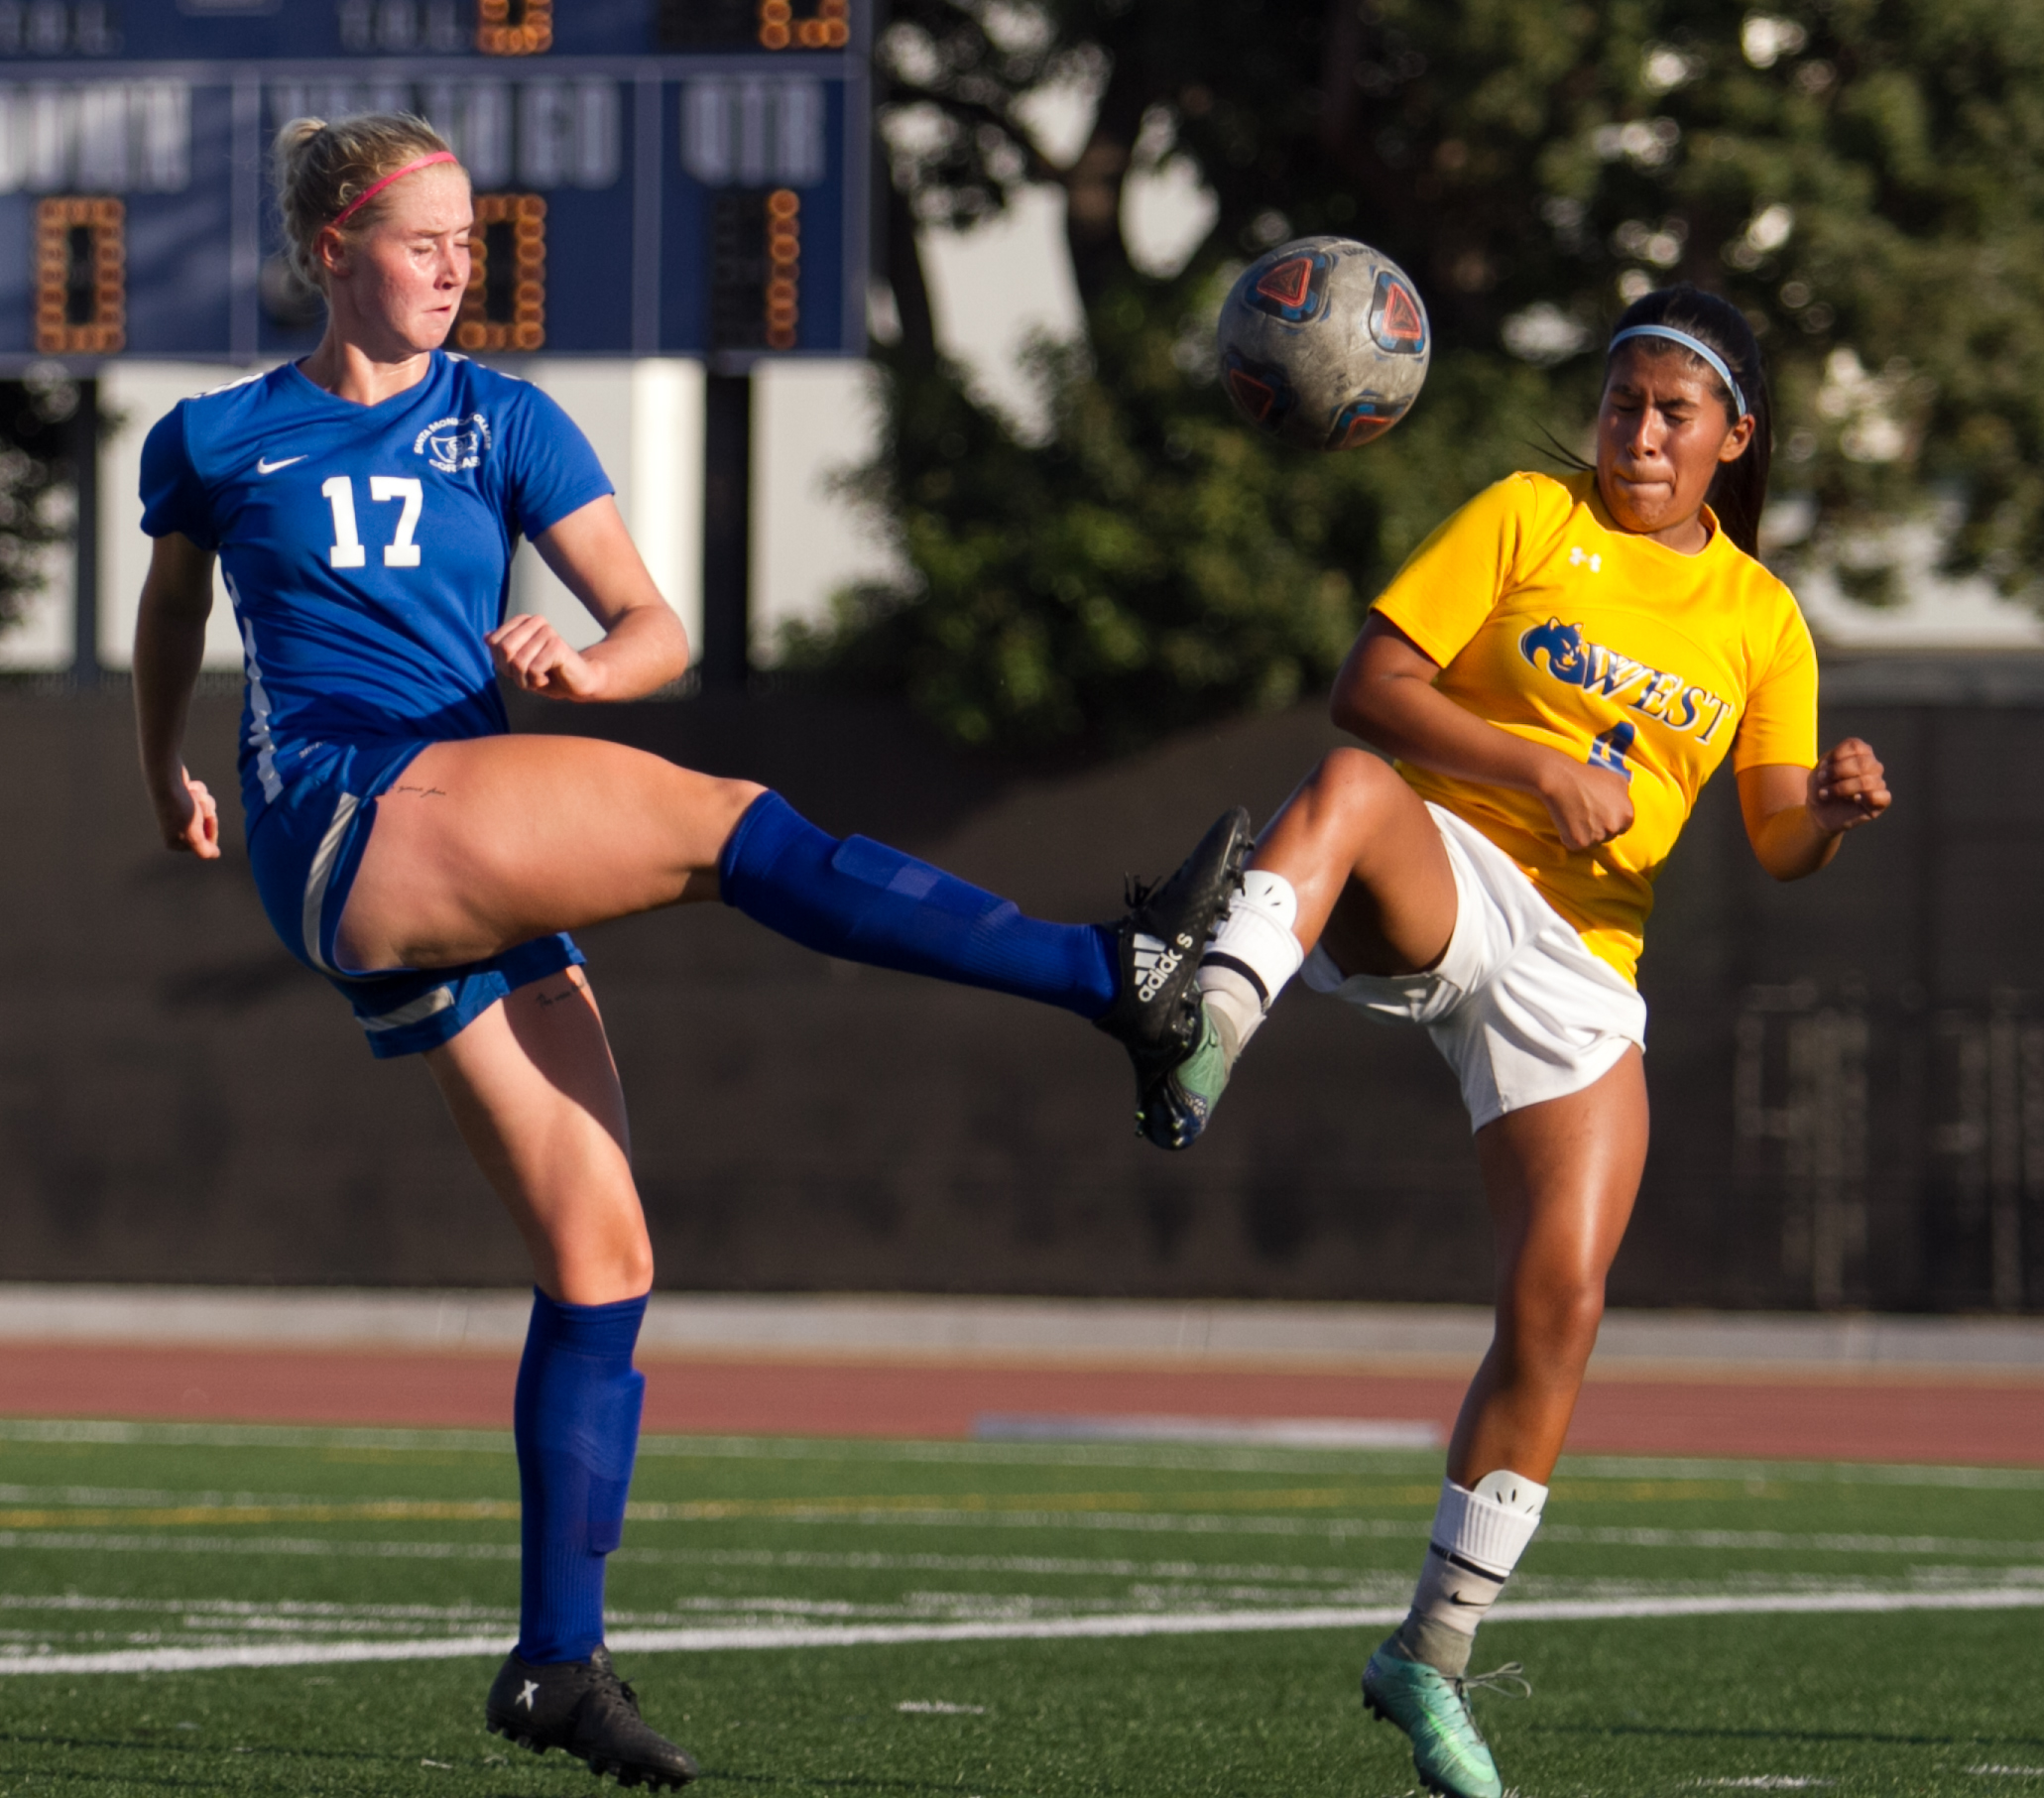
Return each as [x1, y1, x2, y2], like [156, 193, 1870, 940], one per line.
[1215, 236, 1431, 450]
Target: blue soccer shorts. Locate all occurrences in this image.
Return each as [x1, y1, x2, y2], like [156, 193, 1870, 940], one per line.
[244, 736, 583, 1059]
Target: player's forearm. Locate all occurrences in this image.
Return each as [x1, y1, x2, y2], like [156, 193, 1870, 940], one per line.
[578, 603, 690, 700]
[132, 595, 208, 797]
[1748, 802, 1844, 881]
[1336, 670, 1565, 800]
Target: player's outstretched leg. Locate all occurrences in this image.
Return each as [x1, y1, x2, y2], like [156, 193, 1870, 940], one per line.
[1131, 750, 1457, 1148]
[342, 740, 1254, 1067]
[717, 792, 1252, 1050]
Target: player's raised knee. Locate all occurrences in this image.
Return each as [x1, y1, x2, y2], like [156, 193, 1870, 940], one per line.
[1304, 746, 1405, 824]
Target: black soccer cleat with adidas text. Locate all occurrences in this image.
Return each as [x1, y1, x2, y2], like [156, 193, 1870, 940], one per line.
[1093, 806, 1252, 1070]
[487, 1645, 698, 1791]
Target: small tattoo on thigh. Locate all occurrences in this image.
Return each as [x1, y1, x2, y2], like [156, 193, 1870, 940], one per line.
[534, 985, 577, 1007]
[390, 783, 449, 798]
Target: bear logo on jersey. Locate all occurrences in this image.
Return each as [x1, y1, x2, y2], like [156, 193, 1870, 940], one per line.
[1518, 616, 1737, 743]
[416, 412, 492, 473]
[1519, 618, 1592, 683]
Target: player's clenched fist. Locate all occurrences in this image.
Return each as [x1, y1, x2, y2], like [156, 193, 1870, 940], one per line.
[1535, 756, 1635, 853]
[154, 767, 220, 859]
[1808, 737, 1890, 835]
[488, 612, 610, 700]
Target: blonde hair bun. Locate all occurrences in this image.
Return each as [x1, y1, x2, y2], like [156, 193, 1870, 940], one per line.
[272, 112, 460, 290]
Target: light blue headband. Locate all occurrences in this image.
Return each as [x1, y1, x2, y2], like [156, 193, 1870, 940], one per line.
[1608, 324, 1749, 420]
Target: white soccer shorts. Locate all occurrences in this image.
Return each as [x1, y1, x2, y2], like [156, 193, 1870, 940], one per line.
[1300, 801, 1647, 1132]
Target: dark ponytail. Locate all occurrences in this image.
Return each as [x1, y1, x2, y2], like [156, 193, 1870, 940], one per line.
[1606, 286, 1771, 557]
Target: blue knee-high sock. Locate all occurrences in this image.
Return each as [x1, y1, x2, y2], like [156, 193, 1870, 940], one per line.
[513, 1289, 647, 1665]
[717, 791, 1118, 1018]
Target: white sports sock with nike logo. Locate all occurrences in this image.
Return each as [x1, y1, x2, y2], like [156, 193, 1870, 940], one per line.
[1196, 871, 1304, 1060]
[1395, 1469, 1549, 1676]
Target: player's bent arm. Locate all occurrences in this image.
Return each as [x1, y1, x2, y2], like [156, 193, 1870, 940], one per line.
[495, 495, 689, 703]
[1331, 615, 1635, 853]
[133, 531, 222, 859]
[1738, 740, 1891, 881]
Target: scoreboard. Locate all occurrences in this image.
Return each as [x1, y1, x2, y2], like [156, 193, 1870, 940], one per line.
[0, 0, 871, 366]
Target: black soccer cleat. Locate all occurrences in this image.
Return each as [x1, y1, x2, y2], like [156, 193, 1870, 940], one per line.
[487, 1645, 698, 1790]
[1093, 807, 1252, 1122]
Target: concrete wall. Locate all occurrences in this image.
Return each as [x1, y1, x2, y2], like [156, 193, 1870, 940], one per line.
[1, 679, 2039, 1310]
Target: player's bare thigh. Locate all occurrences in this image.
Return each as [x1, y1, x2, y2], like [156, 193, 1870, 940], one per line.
[1255, 748, 1459, 977]
[337, 734, 765, 971]
[425, 965, 653, 1306]
[1448, 1047, 1648, 1483]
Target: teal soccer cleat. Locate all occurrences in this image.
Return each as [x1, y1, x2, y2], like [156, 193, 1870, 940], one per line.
[1361, 1640, 1529, 1798]
[1136, 1001, 1232, 1149]
[1095, 808, 1252, 1141]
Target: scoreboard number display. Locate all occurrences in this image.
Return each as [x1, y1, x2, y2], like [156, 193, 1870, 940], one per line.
[36, 193, 124, 353]
[0, 0, 871, 365]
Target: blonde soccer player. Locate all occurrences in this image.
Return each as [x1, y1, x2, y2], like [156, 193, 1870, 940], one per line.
[133, 112, 1247, 1787]
[1130, 286, 1889, 1798]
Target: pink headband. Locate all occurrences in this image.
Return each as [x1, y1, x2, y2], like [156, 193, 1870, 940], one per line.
[330, 151, 459, 229]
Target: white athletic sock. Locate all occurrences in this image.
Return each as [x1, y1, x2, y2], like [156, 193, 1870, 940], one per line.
[1394, 1470, 1549, 1676]
[1196, 872, 1304, 1060]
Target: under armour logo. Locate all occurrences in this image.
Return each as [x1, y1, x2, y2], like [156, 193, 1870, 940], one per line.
[518, 1680, 540, 1710]
[1568, 545, 1603, 572]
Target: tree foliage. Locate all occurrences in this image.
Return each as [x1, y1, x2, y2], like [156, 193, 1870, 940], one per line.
[791, 0, 2044, 750]
[0, 373, 76, 641]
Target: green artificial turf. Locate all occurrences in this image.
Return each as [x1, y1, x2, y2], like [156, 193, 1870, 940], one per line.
[0, 1421, 2038, 1796]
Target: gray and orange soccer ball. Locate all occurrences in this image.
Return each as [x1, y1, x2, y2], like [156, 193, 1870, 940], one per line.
[1216, 237, 1431, 450]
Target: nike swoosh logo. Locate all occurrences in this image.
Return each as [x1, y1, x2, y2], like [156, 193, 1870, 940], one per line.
[256, 455, 305, 474]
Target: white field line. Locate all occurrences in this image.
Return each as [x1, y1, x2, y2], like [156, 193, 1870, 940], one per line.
[3, 1486, 2043, 1561]
[0, 1530, 523, 1561]
[1, 1420, 2038, 1490]
[972, 1415, 1443, 1449]
[8, 1511, 2044, 1564]
[6, 1486, 2044, 1561]
[1, 1585, 2040, 1678]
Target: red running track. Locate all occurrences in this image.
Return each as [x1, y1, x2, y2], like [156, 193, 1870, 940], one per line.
[0, 1344, 2040, 1465]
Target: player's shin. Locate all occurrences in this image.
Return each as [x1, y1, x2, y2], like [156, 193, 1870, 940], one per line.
[716, 791, 1118, 1016]
[1393, 1470, 1548, 1675]
[1135, 870, 1305, 1149]
[512, 1289, 647, 1663]
[1196, 870, 1305, 1062]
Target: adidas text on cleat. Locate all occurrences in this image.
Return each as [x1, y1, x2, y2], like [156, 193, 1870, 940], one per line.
[487, 1645, 698, 1790]
[1094, 805, 1251, 1091]
[1361, 1640, 1528, 1798]
[1137, 1002, 1231, 1150]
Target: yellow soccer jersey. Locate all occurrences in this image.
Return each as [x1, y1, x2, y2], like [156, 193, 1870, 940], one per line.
[1372, 469, 1818, 984]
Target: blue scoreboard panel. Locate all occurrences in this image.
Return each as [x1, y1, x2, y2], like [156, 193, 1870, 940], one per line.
[0, 0, 870, 365]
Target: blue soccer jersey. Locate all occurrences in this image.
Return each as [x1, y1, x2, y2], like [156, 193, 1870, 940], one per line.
[140, 351, 612, 822]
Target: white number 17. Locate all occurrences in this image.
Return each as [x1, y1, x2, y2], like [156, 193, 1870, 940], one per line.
[322, 475, 423, 569]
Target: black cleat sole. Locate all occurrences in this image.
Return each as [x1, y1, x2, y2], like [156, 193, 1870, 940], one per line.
[489, 1718, 693, 1790]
